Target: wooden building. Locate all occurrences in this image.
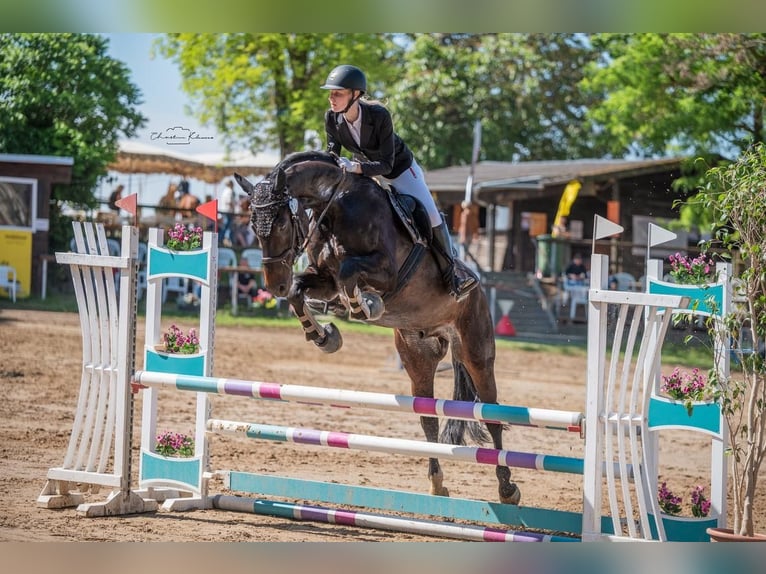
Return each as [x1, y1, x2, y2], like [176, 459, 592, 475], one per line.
[425, 158, 689, 279]
[0, 154, 73, 298]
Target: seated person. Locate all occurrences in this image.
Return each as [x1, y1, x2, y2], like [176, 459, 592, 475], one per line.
[565, 253, 588, 285]
[236, 257, 259, 300]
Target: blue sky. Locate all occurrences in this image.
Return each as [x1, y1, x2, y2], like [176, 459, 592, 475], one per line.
[101, 33, 229, 207]
[104, 33, 225, 156]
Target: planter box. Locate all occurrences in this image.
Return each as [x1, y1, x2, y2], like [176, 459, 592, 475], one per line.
[649, 513, 719, 542]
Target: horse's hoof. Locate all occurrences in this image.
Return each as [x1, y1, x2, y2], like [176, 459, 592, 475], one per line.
[500, 483, 521, 505]
[315, 323, 343, 353]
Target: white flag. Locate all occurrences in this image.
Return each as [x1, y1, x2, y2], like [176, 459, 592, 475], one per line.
[593, 214, 624, 240]
[648, 223, 677, 248]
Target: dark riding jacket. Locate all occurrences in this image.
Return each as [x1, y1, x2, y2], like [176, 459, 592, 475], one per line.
[325, 101, 413, 180]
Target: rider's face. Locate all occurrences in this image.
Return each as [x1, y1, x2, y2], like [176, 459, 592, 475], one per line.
[328, 89, 353, 112]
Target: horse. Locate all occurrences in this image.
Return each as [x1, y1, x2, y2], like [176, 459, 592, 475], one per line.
[234, 151, 520, 505]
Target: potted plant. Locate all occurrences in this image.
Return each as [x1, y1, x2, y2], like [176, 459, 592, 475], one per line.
[165, 222, 203, 251]
[155, 430, 195, 458]
[688, 143, 766, 539]
[156, 323, 200, 354]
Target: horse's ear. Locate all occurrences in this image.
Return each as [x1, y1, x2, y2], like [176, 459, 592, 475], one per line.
[233, 172, 253, 197]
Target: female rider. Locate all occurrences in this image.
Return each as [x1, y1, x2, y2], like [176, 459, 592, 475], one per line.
[321, 64, 477, 301]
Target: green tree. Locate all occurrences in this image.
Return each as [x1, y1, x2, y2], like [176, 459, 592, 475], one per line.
[583, 33, 766, 160]
[388, 33, 606, 169]
[0, 33, 146, 249]
[156, 33, 401, 157]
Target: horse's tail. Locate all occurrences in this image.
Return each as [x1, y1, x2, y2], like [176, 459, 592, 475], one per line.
[439, 361, 491, 446]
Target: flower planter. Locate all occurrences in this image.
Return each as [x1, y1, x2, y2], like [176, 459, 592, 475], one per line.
[648, 513, 718, 542]
[706, 527, 766, 542]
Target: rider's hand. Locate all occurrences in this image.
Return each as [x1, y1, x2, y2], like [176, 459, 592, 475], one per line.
[337, 157, 362, 174]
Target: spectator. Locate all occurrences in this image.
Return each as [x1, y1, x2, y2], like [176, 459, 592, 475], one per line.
[236, 257, 259, 300]
[218, 179, 236, 247]
[108, 184, 124, 212]
[565, 252, 588, 285]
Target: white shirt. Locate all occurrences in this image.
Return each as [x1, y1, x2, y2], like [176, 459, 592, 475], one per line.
[219, 183, 235, 213]
[344, 106, 363, 147]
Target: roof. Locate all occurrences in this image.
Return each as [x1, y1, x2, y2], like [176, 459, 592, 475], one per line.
[0, 153, 74, 166]
[109, 141, 280, 184]
[425, 157, 684, 203]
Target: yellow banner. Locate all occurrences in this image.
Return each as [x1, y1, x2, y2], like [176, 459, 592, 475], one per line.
[553, 180, 582, 228]
[0, 229, 32, 298]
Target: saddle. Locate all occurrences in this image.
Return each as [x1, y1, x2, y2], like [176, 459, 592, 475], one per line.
[386, 187, 432, 246]
[380, 187, 431, 300]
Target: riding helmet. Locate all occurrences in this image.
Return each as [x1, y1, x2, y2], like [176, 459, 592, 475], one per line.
[320, 65, 367, 93]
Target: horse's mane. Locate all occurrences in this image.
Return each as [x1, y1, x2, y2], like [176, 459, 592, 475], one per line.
[276, 150, 337, 172]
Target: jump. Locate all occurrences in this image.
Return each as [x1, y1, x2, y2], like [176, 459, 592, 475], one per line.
[235, 151, 521, 505]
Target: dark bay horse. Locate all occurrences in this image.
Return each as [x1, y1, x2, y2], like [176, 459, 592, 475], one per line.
[234, 151, 520, 505]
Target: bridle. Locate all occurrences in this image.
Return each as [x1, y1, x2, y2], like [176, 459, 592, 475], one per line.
[253, 163, 346, 269]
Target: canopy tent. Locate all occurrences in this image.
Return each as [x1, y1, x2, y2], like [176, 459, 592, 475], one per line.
[109, 141, 279, 183]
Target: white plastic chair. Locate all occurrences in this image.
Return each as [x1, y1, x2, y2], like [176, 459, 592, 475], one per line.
[0, 265, 18, 302]
[240, 248, 263, 271]
[611, 272, 637, 292]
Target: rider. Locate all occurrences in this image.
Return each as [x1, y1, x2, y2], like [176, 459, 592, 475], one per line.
[320, 64, 478, 301]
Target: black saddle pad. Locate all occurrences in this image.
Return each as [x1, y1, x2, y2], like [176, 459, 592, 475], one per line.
[387, 187, 432, 244]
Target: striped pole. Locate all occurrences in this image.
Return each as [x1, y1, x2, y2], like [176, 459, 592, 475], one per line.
[135, 370, 583, 433]
[212, 495, 577, 542]
[207, 419, 586, 475]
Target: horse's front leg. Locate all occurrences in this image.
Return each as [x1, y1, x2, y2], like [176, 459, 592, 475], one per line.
[339, 254, 393, 322]
[288, 270, 343, 353]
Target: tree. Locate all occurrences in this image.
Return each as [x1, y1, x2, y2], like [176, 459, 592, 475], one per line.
[0, 33, 146, 204]
[156, 33, 401, 157]
[388, 33, 607, 169]
[583, 33, 766, 160]
[0, 33, 146, 250]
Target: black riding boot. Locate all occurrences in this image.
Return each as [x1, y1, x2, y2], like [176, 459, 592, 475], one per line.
[431, 220, 479, 301]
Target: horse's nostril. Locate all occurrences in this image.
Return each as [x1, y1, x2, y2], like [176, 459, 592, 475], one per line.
[277, 284, 288, 297]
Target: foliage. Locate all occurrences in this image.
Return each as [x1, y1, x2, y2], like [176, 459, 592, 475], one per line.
[657, 481, 682, 515]
[0, 33, 146, 252]
[695, 142, 766, 537]
[155, 33, 399, 157]
[583, 33, 766, 160]
[163, 324, 200, 354]
[155, 431, 194, 457]
[389, 34, 608, 168]
[691, 485, 712, 518]
[667, 252, 718, 285]
[660, 367, 712, 415]
[165, 223, 202, 251]
[657, 482, 711, 518]
[252, 288, 277, 310]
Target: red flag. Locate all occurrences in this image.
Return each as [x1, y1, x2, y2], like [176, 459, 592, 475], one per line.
[115, 193, 137, 218]
[196, 199, 218, 232]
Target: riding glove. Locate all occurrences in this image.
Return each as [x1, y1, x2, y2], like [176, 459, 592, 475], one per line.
[337, 157, 362, 174]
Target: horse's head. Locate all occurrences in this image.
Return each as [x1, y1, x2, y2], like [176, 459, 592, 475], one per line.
[234, 170, 304, 297]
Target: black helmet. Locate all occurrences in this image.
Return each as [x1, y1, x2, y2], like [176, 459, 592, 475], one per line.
[320, 65, 367, 93]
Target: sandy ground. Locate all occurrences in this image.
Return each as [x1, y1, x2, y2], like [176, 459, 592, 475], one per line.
[0, 308, 761, 543]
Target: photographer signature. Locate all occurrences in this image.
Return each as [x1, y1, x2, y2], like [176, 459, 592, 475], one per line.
[150, 126, 214, 146]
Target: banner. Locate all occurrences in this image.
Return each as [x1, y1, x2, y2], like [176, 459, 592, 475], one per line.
[553, 180, 581, 229]
[0, 230, 32, 298]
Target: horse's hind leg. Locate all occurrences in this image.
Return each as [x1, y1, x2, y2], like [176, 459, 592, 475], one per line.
[394, 330, 448, 497]
[487, 421, 521, 505]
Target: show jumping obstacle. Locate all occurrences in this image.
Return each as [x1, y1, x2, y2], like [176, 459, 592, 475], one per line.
[39, 218, 730, 541]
